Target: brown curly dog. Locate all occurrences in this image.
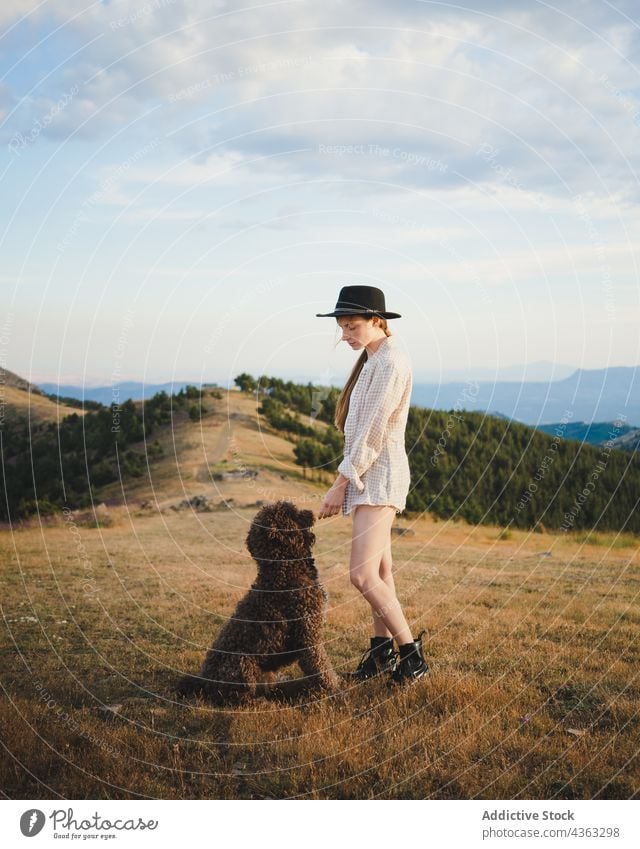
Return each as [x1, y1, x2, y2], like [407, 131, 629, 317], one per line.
[176, 500, 339, 704]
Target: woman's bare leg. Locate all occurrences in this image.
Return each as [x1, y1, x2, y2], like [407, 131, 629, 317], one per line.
[370, 535, 395, 637]
[350, 505, 412, 645]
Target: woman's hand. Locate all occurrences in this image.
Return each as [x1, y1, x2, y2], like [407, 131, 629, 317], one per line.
[318, 476, 348, 519]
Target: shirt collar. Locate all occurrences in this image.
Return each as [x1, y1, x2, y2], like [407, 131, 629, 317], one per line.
[365, 335, 394, 362]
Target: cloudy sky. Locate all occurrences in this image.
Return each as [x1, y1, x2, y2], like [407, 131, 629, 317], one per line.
[1, 0, 639, 388]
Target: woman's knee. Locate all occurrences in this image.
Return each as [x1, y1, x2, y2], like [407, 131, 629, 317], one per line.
[350, 505, 395, 592]
[350, 567, 379, 594]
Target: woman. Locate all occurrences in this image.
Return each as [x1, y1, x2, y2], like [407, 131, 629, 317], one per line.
[316, 285, 428, 684]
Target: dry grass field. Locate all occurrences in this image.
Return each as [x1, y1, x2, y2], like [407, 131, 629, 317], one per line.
[1, 389, 639, 799]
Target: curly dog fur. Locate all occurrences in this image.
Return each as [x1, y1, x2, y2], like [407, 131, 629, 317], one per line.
[176, 500, 339, 704]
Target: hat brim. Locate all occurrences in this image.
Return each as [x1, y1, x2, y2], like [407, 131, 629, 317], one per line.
[316, 309, 402, 319]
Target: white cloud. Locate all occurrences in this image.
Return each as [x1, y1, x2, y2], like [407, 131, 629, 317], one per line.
[3, 0, 639, 207]
[0, 0, 43, 30]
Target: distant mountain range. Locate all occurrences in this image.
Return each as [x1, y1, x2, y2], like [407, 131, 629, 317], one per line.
[413, 359, 577, 383]
[410, 366, 640, 427]
[37, 380, 226, 406]
[34, 364, 640, 428]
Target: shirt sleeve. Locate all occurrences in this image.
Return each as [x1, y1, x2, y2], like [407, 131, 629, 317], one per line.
[338, 360, 407, 492]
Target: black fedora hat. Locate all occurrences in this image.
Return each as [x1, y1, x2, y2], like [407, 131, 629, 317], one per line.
[316, 285, 401, 319]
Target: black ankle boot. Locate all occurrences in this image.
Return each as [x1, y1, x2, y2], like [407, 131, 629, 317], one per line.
[349, 636, 397, 681]
[391, 630, 429, 684]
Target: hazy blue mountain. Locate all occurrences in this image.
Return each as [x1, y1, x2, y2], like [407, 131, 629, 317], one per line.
[37, 365, 640, 427]
[410, 366, 640, 427]
[38, 380, 225, 406]
[414, 360, 576, 383]
[289, 359, 576, 385]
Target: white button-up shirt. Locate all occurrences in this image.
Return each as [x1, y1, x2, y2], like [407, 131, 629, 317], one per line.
[338, 335, 412, 516]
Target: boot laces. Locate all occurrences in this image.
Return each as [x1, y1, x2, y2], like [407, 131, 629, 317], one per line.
[354, 641, 395, 672]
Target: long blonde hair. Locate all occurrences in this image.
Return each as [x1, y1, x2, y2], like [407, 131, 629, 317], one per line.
[334, 315, 392, 433]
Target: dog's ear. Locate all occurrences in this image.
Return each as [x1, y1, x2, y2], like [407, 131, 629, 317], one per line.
[297, 509, 315, 529]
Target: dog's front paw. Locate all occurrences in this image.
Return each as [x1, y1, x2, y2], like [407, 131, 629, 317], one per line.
[318, 671, 341, 693]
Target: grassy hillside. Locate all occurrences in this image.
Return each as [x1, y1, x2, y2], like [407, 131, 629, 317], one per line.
[0, 387, 220, 520]
[2, 372, 638, 536]
[0, 382, 88, 426]
[252, 375, 640, 534]
[404, 407, 640, 533]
